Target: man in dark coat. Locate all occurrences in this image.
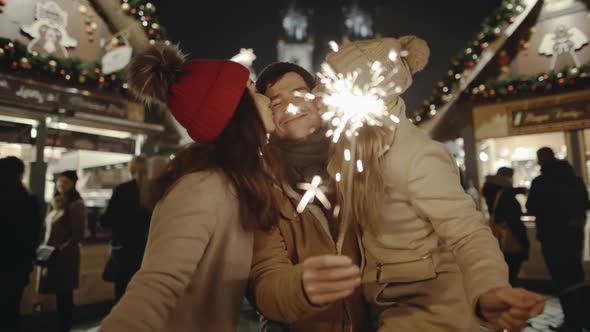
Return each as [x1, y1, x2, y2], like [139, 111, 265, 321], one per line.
[0, 156, 41, 331]
[101, 156, 151, 301]
[526, 147, 589, 332]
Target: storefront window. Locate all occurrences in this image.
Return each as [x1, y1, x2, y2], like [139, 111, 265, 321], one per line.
[478, 132, 567, 188]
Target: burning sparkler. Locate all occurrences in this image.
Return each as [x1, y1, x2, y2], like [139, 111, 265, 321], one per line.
[296, 176, 332, 213]
[292, 40, 407, 253]
[318, 60, 399, 144]
[317, 41, 406, 254]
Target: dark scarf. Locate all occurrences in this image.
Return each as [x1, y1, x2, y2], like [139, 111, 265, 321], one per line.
[273, 128, 331, 188]
[273, 129, 339, 239]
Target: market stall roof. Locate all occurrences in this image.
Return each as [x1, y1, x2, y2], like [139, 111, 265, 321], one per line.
[0, 0, 183, 144]
[418, 0, 590, 140]
[416, 0, 541, 136]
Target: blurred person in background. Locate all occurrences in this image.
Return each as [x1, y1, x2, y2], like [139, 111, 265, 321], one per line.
[101, 156, 152, 301]
[148, 156, 168, 181]
[527, 147, 589, 332]
[0, 156, 42, 331]
[482, 167, 530, 286]
[39, 170, 87, 332]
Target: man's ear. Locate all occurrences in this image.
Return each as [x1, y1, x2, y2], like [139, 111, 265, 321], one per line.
[399, 36, 430, 74]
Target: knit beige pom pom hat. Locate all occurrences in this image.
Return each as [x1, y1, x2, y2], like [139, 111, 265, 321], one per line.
[325, 36, 430, 96]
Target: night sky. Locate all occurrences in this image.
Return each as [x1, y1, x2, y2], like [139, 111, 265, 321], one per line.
[151, 0, 501, 115]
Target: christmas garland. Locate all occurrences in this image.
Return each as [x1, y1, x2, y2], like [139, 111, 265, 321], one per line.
[463, 65, 590, 101]
[414, 0, 525, 123]
[0, 1, 166, 94]
[0, 38, 128, 93]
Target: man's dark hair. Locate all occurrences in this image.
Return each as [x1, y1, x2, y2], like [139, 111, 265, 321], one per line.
[496, 167, 514, 177]
[537, 147, 556, 166]
[255, 62, 316, 94]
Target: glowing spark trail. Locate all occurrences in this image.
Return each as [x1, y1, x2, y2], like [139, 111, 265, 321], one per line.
[296, 176, 332, 213]
[286, 103, 300, 115]
[318, 60, 399, 144]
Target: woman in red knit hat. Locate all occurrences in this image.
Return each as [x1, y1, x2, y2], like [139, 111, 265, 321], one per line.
[99, 43, 281, 332]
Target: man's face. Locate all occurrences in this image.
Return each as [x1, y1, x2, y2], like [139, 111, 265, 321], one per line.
[265, 72, 322, 140]
[57, 176, 74, 195]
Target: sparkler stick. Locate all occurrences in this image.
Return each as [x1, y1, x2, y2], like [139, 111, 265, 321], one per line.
[317, 58, 399, 255]
[295, 41, 406, 254]
[335, 135, 356, 254]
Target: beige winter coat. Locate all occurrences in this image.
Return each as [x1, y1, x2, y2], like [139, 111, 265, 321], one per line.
[99, 171, 253, 332]
[362, 100, 510, 331]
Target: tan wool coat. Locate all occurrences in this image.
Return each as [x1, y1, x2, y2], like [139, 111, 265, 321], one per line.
[249, 185, 368, 332]
[99, 171, 253, 332]
[362, 100, 510, 331]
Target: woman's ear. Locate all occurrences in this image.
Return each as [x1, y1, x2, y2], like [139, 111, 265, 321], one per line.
[399, 36, 430, 74]
[247, 81, 276, 133]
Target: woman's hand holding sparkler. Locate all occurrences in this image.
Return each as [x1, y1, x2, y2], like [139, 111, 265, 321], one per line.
[301, 255, 361, 306]
[477, 287, 545, 332]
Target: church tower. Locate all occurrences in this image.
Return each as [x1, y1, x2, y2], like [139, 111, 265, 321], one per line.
[277, 0, 314, 72]
[342, 0, 375, 43]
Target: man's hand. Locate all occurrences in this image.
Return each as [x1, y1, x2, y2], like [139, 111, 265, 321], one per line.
[478, 287, 545, 332]
[301, 255, 361, 306]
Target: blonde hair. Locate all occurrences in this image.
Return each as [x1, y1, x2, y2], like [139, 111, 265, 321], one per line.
[327, 126, 392, 234]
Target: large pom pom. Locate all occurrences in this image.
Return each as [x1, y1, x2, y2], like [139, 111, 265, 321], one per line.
[128, 42, 186, 105]
[399, 36, 430, 73]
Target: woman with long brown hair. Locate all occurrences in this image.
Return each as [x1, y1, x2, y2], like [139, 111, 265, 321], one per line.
[99, 43, 280, 332]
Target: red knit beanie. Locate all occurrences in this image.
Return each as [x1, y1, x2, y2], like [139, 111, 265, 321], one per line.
[128, 43, 249, 143]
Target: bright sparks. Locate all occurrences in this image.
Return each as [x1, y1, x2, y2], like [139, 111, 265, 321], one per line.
[388, 50, 398, 62]
[317, 58, 402, 144]
[287, 103, 300, 115]
[296, 176, 332, 213]
[356, 160, 364, 173]
[293, 91, 316, 101]
[329, 40, 339, 52]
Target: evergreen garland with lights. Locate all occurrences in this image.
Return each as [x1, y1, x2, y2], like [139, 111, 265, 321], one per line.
[463, 65, 590, 101]
[0, 38, 127, 93]
[120, 0, 167, 41]
[414, 0, 526, 123]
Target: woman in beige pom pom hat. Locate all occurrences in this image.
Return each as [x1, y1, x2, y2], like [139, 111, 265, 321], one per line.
[324, 37, 545, 332]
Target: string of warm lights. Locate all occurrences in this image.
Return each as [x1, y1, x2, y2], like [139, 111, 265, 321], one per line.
[120, 0, 167, 42]
[414, 0, 525, 123]
[462, 66, 590, 101]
